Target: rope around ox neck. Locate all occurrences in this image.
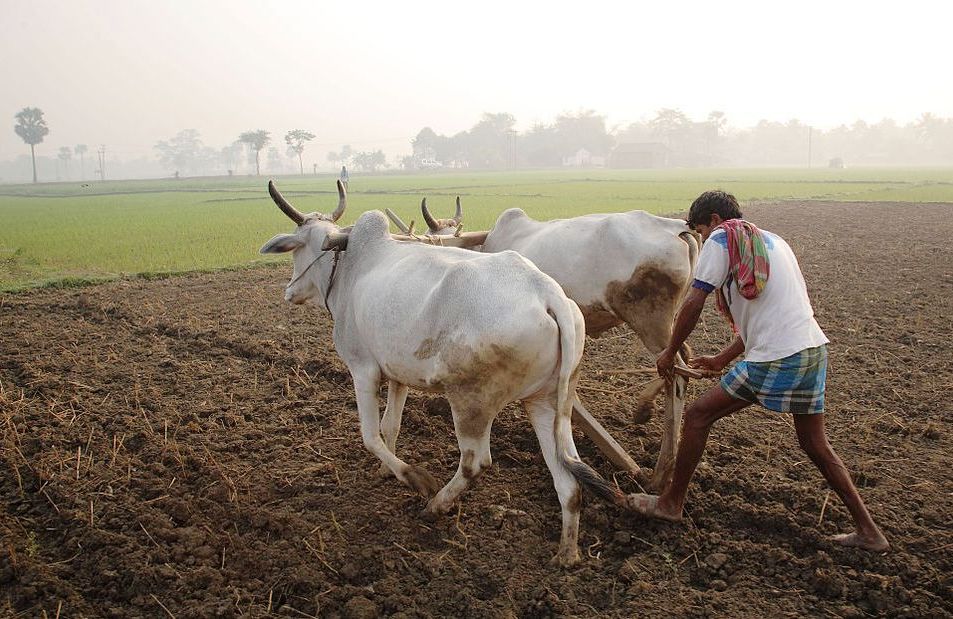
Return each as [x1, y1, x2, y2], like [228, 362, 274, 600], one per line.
[284, 249, 343, 316]
[323, 249, 342, 314]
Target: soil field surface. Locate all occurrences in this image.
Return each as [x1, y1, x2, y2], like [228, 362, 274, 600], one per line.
[1, 200, 951, 618]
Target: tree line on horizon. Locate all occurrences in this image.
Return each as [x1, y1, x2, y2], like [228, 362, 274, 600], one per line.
[409, 109, 953, 170]
[10, 106, 953, 183]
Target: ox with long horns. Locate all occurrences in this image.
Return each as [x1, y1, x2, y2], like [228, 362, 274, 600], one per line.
[389, 198, 700, 490]
[422, 196, 463, 233]
[260, 181, 625, 565]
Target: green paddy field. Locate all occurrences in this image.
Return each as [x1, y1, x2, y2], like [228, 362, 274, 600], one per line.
[2, 168, 951, 291]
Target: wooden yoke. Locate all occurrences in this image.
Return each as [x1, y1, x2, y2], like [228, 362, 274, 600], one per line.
[321, 230, 488, 251]
[392, 231, 488, 247]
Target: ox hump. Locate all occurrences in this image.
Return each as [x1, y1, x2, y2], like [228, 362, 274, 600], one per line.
[495, 207, 530, 226]
[348, 211, 391, 248]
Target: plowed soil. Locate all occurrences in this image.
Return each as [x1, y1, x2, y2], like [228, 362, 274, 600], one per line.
[2, 201, 951, 618]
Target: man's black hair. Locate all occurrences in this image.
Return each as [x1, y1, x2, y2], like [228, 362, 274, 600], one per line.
[687, 190, 743, 228]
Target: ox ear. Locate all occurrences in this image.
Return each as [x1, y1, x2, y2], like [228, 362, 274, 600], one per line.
[259, 233, 304, 254]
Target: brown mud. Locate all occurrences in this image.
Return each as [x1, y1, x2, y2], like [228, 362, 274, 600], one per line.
[1, 201, 951, 617]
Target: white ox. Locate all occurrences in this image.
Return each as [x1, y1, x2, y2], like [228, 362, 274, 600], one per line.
[260, 182, 624, 565]
[392, 198, 700, 489]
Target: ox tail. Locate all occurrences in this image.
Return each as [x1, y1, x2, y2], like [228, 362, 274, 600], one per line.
[549, 296, 627, 508]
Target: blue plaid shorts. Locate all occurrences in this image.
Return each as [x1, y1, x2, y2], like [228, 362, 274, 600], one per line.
[720, 345, 828, 414]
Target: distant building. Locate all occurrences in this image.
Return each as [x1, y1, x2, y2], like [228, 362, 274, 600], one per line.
[562, 148, 606, 168]
[828, 157, 846, 169]
[610, 142, 670, 168]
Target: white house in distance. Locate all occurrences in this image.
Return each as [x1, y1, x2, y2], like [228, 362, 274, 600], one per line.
[562, 148, 606, 168]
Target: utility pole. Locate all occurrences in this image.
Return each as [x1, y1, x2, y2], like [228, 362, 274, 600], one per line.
[97, 145, 106, 181]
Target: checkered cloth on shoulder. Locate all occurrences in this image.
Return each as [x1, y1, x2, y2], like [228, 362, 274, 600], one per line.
[714, 219, 771, 332]
[721, 345, 828, 414]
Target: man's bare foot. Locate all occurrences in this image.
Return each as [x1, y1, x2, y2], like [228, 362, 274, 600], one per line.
[625, 493, 683, 522]
[833, 531, 889, 552]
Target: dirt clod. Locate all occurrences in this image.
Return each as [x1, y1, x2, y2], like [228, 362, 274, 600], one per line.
[705, 552, 729, 571]
[343, 595, 378, 619]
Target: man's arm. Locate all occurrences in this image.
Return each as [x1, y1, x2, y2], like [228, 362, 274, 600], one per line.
[691, 335, 744, 372]
[656, 286, 709, 379]
[718, 335, 744, 365]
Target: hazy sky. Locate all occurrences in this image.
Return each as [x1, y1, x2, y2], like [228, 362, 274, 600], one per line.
[3, 0, 951, 163]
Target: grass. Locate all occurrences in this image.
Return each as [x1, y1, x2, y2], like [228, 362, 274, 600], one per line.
[2, 167, 952, 291]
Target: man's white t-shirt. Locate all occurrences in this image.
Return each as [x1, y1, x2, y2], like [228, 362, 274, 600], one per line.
[693, 226, 828, 362]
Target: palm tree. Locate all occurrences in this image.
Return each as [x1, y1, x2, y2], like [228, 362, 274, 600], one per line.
[75, 144, 88, 180]
[238, 130, 270, 176]
[14, 107, 50, 183]
[284, 129, 315, 175]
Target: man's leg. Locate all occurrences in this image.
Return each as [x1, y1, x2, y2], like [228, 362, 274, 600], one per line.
[628, 384, 750, 520]
[793, 414, 889, 551]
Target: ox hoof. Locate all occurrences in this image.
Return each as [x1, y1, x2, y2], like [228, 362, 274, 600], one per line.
[549, 547, 581, 568]
[401, 465, 441, 499]
[419, 502, 450, 522]
[632, 402, 655, 424]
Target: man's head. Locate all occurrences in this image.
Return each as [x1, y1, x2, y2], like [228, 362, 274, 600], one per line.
[687, 190, 743, 240]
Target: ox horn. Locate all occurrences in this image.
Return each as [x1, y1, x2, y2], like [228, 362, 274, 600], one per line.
[421, 198, 439, 231]
[268, 180, 305, 225]
[329, 179, 347, 222]
[454, 196, 463, 223]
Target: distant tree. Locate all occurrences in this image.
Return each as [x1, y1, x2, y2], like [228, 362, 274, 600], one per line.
[553, 110, 613, 156]
[370, 150, 387, 171]
[284, 129, 315, 174]
[266, 147, 284, 173]
[707, 111, 727, 137]
[519, 122, 560, 167]
[914, 112, 939, 142]
[614, 120, 653, 144]
[411, 117, 519, 168]
[650, 108, 690, 149]
[58, 146, 72, 179]
[467, 113, 517, 168]
[441, 131, 469, 168]
[154, 129, 208, 175]
[352, 150, 387, 172]
[220, 141, 244, 175]
[326, 144, 354, 169]
[411, 127, 440, 162]
[741, 119, 812, 165]
[239, 130, 271, 175]
[74, 144, 88, 180]
[14, 107, 50, 183]
[706, 111, 728, 162]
